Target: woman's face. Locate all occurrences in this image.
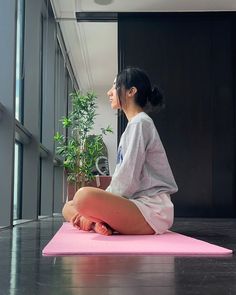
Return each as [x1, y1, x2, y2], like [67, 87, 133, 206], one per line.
[107, 79, 121, 109]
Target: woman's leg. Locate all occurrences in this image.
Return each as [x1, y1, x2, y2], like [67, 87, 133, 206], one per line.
[62, 200, 80, 222]
[73, 187, 155, 235]
[62, 200, 113, 235]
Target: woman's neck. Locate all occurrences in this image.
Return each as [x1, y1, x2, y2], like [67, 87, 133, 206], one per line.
[123, 106, 144, 121]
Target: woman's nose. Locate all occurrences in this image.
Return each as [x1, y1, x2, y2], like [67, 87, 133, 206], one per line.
[107, 88, 112, 97]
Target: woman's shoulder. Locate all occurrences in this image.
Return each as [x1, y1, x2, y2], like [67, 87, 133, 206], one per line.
[129, 112, 153, 127]
[126, 112, 156, 141]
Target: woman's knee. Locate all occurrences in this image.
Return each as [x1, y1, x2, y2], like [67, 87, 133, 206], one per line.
[73, 187, 96, 214]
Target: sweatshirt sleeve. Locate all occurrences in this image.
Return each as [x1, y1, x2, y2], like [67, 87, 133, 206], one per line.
[107, 122, 148, 197]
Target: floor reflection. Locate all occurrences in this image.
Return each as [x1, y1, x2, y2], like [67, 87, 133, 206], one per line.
[58, 255, 176, 290]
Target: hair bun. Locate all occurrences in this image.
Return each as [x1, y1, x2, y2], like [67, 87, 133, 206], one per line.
[148, 86, 164, 108]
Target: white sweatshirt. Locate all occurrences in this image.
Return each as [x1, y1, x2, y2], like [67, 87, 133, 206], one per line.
[106, 112, 178, 199]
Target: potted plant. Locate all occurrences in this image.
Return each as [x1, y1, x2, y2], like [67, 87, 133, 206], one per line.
[54, 91, 113, 200]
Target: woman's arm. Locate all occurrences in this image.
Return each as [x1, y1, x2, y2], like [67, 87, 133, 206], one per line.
[109, 122, 147, 197]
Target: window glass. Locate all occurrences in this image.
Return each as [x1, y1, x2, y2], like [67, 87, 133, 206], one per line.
[15, 0, 25, 122]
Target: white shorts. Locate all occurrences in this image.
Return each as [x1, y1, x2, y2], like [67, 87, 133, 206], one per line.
[130, 193, 174, 234]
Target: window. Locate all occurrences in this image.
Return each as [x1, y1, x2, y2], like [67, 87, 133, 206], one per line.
[15, 0, 25, 122]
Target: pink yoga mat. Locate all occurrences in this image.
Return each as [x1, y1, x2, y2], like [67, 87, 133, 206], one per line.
[42, 222, 233, 256]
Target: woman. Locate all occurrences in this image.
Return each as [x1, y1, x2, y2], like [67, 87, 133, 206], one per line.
[62, 67, 178, 235]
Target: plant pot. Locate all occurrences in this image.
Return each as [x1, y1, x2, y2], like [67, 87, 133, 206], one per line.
[66, 175, 112, 201]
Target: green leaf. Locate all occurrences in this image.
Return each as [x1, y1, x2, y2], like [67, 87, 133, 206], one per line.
[61, 117, 72, 128]
[54, 132, 63, 142]
[101, 125, 113, 135]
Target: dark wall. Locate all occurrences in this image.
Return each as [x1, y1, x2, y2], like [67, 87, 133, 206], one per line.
[118, 13, 236, 217]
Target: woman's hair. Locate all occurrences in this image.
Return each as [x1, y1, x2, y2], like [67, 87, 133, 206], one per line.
[115, 67, 164, 111]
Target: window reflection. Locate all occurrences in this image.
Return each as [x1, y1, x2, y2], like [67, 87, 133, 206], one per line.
[13, 142, 22, 220]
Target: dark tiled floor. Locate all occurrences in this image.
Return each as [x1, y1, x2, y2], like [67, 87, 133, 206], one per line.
[0, 216, 235, 295]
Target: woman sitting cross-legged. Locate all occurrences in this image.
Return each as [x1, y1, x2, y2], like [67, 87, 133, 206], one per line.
[62, 67, 178, 236]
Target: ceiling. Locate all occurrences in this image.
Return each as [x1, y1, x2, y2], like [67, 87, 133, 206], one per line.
[51, 0, 236, 97]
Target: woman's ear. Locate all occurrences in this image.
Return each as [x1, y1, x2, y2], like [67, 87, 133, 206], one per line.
[128, 86, 137, 97]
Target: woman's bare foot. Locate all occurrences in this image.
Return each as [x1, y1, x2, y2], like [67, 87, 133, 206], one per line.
[93, 222, 113, 236]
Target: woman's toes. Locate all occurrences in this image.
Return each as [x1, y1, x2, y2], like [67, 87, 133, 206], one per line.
[94, 222, 113, 236]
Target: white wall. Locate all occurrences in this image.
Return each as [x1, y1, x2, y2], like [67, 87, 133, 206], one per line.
[93, 94, 117, 175]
